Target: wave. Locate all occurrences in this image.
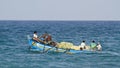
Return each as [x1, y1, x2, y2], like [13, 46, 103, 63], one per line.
[101, 51, 120, 56]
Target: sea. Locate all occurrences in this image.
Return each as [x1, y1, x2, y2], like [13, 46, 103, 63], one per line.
[0, 21, 120, 68]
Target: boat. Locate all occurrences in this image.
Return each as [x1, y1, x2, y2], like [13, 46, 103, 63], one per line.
[27, 35, 67, 53]
[27, 35, 101, 54]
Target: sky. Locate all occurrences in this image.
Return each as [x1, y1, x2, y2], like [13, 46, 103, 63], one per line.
[0, 0, 120, 20]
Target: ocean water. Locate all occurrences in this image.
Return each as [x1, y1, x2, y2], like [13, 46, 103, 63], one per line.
[0, 21, 120, 68]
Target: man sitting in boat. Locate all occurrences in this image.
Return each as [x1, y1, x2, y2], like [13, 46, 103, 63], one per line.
[96, 42, 102, 51]
[70, 41, 91, 50]
[39, 32, 52, 44]
[32, 31, 44, 43]
[90, 40, 97, 50]
[79, 40, 86, 49]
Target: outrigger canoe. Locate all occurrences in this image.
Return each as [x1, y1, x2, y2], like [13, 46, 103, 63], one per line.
[27, 35, 99, 54]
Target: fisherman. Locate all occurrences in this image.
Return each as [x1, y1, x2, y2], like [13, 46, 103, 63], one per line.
[39, 32, 52, 44]
[32, 31, 44, 43]
[90, 40, 97, 50]
[79, 40, 86, 49]
[96, 42, 102, 51]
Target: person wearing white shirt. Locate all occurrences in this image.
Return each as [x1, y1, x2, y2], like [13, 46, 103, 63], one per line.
[97, 42, 102, 51]
[32, 31, 44, 43]
[80, 40, 86, 49]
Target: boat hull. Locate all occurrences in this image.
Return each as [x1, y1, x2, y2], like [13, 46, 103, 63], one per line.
[28, 39, 90, 53]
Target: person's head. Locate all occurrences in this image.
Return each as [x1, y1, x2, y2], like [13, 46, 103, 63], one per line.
[92, 40, 95, 43]
[34, 31, 37, 34]
[82, 40, 85, 42]
[80, 47, 83, 50]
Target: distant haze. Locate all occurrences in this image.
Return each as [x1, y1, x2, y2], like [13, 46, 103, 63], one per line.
[0, 0, 120, 20]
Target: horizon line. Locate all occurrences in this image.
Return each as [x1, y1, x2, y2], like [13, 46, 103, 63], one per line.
[0, 20, 120, 22]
